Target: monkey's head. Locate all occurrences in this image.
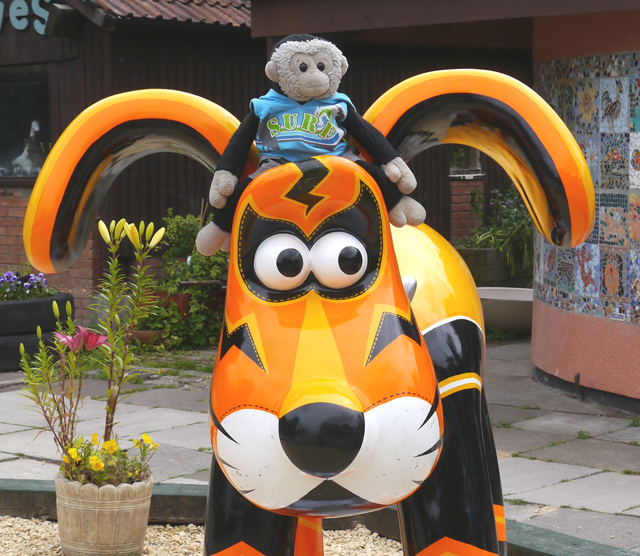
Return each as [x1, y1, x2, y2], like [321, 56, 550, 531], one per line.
[265, 34, 349, 103]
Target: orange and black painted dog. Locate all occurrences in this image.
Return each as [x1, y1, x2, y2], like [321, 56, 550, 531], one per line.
[23, 70, 594, 556]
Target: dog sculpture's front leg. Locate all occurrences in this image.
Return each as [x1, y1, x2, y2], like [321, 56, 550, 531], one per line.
[398, 318, 505, 556]
[204, 458, 298, 556]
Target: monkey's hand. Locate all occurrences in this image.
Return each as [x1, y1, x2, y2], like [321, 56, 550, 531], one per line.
[389, 196, 426, 228]
[382, 157, 417, 194]
[210, 170, 239, 209]
[195, 221, 231, 255]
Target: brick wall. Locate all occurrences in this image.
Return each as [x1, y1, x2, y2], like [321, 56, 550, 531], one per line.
[0, 188, 102, 325]
[450, 179, 484, 243]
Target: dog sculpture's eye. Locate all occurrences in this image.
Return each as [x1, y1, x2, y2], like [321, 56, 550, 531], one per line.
[311, 232, 368, 289]
[254, 233, 311, 290]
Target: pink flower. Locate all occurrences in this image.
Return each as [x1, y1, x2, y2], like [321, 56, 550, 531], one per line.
[54, 326, 109, 352]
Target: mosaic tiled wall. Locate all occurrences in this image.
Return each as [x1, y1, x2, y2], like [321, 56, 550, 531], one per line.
[533, 53, 640, 324]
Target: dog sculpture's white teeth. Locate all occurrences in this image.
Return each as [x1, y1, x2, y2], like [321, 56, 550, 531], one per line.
[402, 276, 418, 301]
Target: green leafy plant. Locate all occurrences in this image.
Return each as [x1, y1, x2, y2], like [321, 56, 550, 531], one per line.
[139, 205, 228, 350]
[458, 185, 534, 276]
[20, 218, 165, 485]
[0, 270, 55, 300]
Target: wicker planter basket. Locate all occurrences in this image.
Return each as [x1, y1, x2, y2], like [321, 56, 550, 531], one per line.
[54, 474, 153, 556]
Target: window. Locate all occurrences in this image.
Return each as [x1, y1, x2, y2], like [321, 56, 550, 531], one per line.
[449, 145, 483, 179]
[0, 65, 50, 179]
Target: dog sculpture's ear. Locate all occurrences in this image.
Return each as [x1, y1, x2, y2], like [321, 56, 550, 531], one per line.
[23, 90, 259, 274]
[364, 69, 595, 249]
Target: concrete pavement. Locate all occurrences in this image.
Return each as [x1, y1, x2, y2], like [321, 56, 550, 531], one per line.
[0, 341, 639, 551]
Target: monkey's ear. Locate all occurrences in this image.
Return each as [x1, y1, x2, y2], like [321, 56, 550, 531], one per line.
[340, 56, 349, 77]
[265, 61, 279, 83]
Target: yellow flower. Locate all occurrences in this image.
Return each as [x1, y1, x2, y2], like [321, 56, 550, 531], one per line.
[67, 448, 79, 461]
[141, 434, 153, 446]
[149, 227, 165, 250]
[89, 456, 104, 472]
[132, 439, 141, 448]
[98, 220, 111, 245]
[103, 439, 118, 454]
[151, 442, 160, 451]
[92, 433, 99, 446]
[62, 455, 70, 464]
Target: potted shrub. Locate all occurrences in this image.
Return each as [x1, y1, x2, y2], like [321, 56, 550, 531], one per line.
[0, 270, 73, 372]
[456, 186, 534, 287]
[20, 218, 164, 556]
[138, 206, 228, 350]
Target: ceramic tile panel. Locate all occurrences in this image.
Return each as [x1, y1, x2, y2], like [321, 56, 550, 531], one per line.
[543, 242, 557, 285]
[630, 77, 640, 132]
[576, 81, 599, 134]
[599, 192, 628, 248]
[629, 193, 640, 247]
[576, 134, 600, 187]
[575, 243, 600, 297]
[577, 296, 601, 316]
[601, 299, 629, 321]
[600, 78, 629, 133]
[556, 248, 575, 292]
[628, 250, 640, 323]
[600, 134, 629, 189]
[586, 192, 601, 244]
[602, 53, 635, 77]
[557, 81, 576, 132]
[600, 247, 627, 300]
[539, 80, 558, 111]
[630, 132, 640, 187]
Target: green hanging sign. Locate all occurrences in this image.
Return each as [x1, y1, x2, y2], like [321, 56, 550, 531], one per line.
[0, 0, 51, 36]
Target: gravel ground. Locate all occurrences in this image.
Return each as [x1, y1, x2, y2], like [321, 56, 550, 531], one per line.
[0, 517, 401, 555]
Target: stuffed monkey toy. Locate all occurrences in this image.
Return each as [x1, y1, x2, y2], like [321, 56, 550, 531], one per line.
[196, 34, 426, 255]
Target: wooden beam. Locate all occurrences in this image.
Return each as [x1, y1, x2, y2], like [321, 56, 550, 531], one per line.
[251, 0, 640, 37]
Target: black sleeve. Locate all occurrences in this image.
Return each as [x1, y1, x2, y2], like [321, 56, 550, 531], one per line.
[216, 111, 261, 177]
[343, 105, 398, 166]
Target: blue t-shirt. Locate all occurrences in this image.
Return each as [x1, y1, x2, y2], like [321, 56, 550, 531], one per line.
[251, 90, 356, 162]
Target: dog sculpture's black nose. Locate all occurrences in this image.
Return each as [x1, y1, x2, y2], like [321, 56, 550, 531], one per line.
[279, 403, 365, 478]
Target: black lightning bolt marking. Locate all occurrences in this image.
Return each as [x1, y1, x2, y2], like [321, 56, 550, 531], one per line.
[209, 395, 237, 444]
[220, 321, 265, 371]
[284, 158, 330, 214]
[365, 311, 422, 366]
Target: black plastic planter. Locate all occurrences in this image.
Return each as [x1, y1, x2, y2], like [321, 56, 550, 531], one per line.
[0, 292, 74, 372]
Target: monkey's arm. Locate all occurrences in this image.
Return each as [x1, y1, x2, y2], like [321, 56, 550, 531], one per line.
[210, 111, 261, 207]
[343, 105, 417, 194]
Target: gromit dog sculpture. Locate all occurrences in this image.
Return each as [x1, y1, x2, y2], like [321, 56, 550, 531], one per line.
[24, 69, 594, 556]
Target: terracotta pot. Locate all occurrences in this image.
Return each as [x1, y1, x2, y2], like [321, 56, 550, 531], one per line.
[55, 474, 153, 556]
[131, 329, 163, 345]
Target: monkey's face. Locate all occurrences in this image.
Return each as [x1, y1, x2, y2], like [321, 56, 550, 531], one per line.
[288, 51, 334, 100]
[266, 37, 348, 103]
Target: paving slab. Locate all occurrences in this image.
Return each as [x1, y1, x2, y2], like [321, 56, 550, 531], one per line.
[504, 501, 553, 521]
[498, 457, 596, 496]
[492, 427, 575, 455]
[484, 358, 534, 378]
[125, 387, 209, 414]
[485, 341, 531, 361]
[623, 506, 640, 517]
[522, 507, 640, 551]
[0, 457, 61, 480]
[0, 428, 61, 461]
[527, 438, 640, 473]
[149, 445, 212, 483]
[0, 423, 34, 434]
[600, 427, 640, 444]
[163, 477, 208, 485]
[512, 412, 630, 437]
[146, 422, 211, 451]
[507, 471, 640, 513]
[487, 405, 545, 425]
[73, 407, 209, 440]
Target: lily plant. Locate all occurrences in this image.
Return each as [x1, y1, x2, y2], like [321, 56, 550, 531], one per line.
[20, 219, 165, 485]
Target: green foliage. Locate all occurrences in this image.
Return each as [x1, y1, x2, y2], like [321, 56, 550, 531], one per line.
[62, 434, 158, 487]
[458, 185, 534, 276]
[21, 218, 166, 485]
[630, 417, 640, 427]
[139, 208, 228, 351]
[577, 430, 591, 439]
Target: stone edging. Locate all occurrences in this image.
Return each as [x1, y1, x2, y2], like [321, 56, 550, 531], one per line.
[0, 479, 636, 555]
